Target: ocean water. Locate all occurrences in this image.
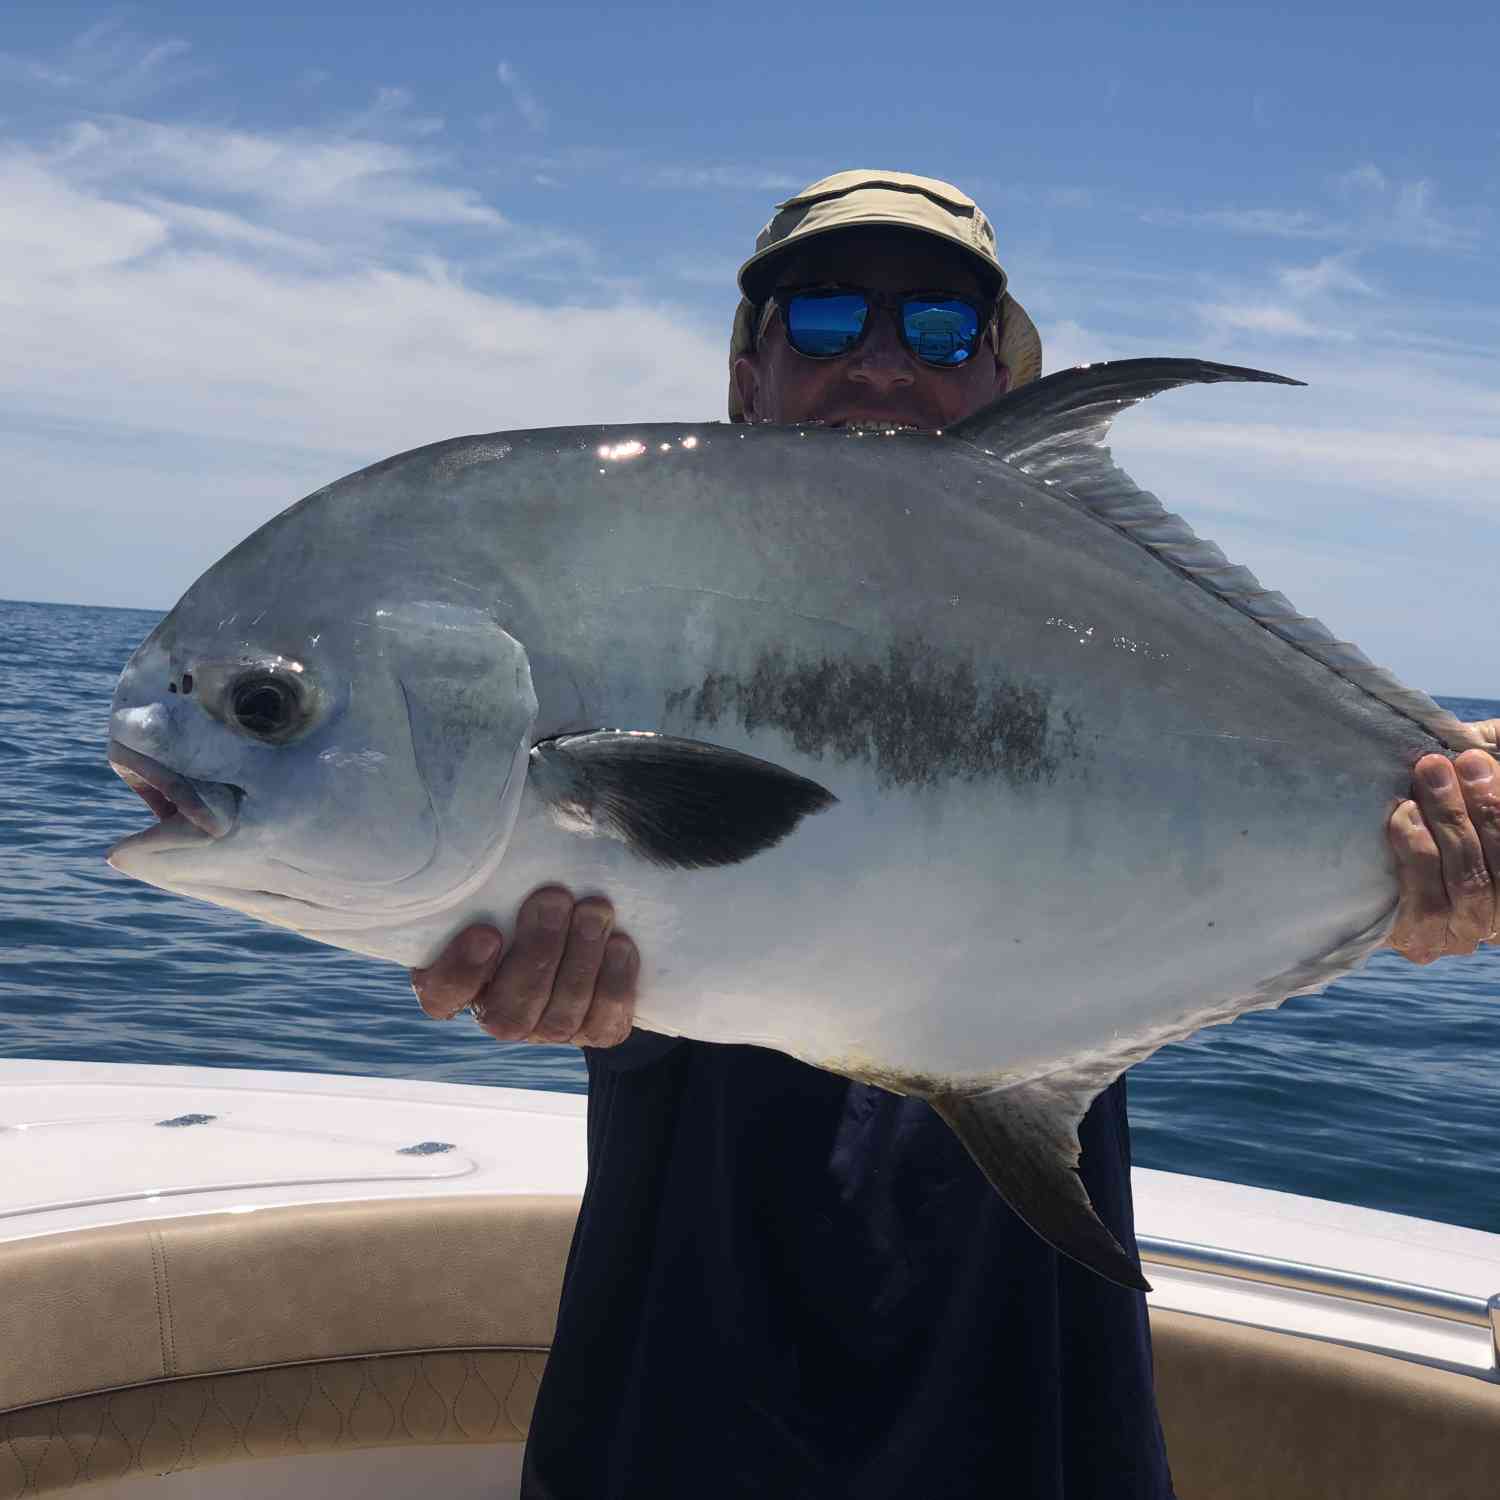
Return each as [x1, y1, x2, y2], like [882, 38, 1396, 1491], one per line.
[2, 597, 1497, 1233]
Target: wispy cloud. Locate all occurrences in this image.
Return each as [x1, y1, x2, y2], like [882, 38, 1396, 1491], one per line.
[1333, 164, 1477, 252]
[1167, 166, 1481, 254]
[1192, 253, 1377, 342]
[1124, 418, 1500, 514]
[0, 20, 207, 105]
[1339, 163, 1387, 195]
[1168, 206, 1333, 239]
[340, 86, 445, 140]
[1197, 302, 1347, 340]
[492, 145, 809, 197]
[1276, 253, 1376, 299]
[496, 61, 547, 133]
[137, 196, 333, 262]
[635, 165, 803, 193]
[49, 117, 507, 235]
[0, 154, 167, 285]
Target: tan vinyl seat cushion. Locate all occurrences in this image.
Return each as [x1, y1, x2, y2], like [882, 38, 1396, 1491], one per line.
[1152, 1307, 1500, 1500]
[1, 1350, 545, 1497]
[0, 1195, 578, 1415]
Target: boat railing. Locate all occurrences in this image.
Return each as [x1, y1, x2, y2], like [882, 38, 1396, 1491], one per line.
[1137, 1235, 1500, 1371]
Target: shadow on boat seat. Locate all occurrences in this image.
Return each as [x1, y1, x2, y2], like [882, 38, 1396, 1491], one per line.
[4, 1194, 1500, 1497]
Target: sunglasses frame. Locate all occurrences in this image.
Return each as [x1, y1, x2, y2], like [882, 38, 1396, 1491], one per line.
[763, 283, 1000, 368]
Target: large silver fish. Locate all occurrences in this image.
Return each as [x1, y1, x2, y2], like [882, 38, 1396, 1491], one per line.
[105, 360, 1488, 1290]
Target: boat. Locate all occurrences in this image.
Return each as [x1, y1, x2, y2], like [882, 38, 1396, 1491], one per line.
[2, 1057, 1498, 1498]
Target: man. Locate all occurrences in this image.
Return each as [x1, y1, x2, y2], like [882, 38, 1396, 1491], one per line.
[413, 172, 1500, 1497]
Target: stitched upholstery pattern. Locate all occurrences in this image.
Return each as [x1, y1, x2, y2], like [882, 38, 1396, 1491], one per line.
[0, 1349, 544, 1499]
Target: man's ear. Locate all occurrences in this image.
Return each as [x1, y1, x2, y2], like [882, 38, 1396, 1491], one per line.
[732, 354, 761, 423]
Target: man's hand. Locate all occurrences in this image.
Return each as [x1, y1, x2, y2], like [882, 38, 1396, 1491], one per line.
[1386, 721, 1500, 965]
[410, 887, 638, 1047]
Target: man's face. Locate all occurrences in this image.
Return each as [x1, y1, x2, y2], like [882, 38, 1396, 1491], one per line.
[732, 229, 1010, 431]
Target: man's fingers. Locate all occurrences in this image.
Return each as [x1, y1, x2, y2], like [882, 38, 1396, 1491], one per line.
[410, 926, 503, 1019]
[575, 933, 640, 1048]
[472, 887, 575, 1041]
[413, 889, 639, 1046]
[1454, 749, 1500, 941]
[528, 898, 616, 1042]
[1411, 755, 1494, 953]
[1387, 800, 1448, 965]
[1468, 719, 1500, 754]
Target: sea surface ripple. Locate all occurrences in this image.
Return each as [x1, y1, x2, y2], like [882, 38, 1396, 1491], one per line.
[2, 598, 1497, 1232]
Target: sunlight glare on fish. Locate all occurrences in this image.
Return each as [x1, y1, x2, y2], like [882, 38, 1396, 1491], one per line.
[598, 440, 647, 462]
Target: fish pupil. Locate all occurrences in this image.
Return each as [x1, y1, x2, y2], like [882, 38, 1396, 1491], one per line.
[232, 677, 295, 736]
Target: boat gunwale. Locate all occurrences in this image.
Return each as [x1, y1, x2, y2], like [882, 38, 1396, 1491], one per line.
[1139, 1233, 1500, 1368]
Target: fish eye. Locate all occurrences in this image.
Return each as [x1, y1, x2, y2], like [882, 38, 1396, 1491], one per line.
[229, 672, 304, 741]
[186, 655, 323, 743]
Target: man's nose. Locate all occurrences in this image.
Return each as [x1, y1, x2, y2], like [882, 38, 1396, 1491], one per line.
[846, 307, 915, 391]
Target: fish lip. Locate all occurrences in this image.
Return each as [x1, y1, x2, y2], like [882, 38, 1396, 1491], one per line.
[107, 741, 242, 841]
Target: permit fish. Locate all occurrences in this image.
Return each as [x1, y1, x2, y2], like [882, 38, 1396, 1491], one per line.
[105, 359, 1490, 1291]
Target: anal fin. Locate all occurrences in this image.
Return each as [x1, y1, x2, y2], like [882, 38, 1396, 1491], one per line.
[931, 1080, 1151, 1293]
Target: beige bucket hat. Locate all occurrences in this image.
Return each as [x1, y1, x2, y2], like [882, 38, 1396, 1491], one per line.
[728, 169, 1043, 420]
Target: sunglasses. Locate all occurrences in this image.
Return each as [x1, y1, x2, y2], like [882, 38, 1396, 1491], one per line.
[765, 284, 997, 369]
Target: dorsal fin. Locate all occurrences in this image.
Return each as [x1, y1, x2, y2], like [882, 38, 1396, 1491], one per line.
[952, 359, 1482, 753]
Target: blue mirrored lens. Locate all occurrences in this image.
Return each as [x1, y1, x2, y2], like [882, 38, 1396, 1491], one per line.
[786, 293, 867, 357]
[903, 297, 981, 366]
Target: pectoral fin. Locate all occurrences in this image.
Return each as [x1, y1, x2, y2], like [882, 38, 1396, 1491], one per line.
[930, 1079, 1150, 1292]
[529, 730, 836, 870]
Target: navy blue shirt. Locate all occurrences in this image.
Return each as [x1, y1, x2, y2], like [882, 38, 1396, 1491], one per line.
[522, 1034, 1175, 1499]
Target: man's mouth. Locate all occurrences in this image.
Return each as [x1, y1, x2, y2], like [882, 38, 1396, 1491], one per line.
[107, 742, 242, 840]
[807, 416, 934, 434]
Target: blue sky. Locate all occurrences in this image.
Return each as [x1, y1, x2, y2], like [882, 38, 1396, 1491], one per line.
[2, 3, 1496, 694]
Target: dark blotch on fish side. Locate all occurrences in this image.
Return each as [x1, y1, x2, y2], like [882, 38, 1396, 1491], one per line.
[667, 639, 1082, 790]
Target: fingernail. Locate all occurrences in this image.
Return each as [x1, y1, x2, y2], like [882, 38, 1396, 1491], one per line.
[463, 929, 501, 966]
[1458, 756, 1494, 786]
[604, 938, 633, 972]
[1420, 759, 1454, 792]
[535, 895, 570, 932]
[576, 907, 608, 940]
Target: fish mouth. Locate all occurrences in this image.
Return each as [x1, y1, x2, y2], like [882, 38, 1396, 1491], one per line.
[108, 741, 242, 842]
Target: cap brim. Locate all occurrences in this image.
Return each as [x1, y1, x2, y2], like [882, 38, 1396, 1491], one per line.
[737, 219, 1007, 303]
